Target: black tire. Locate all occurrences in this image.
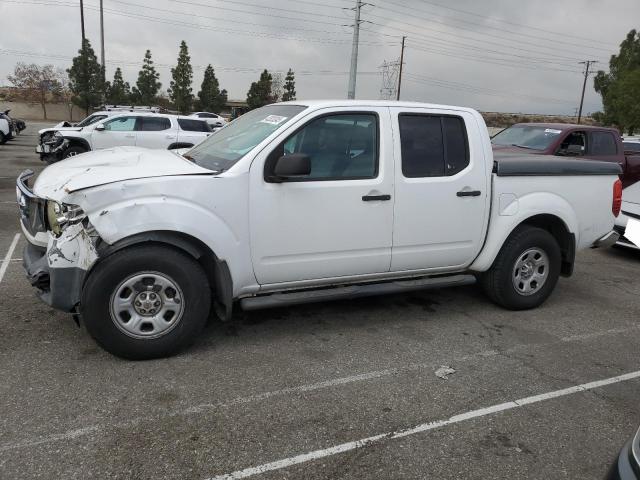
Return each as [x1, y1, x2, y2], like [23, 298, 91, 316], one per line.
[81, 245, 211, 360]
[63, 145, 88, 159]
[0, 132, 5, 144]
[479, 225, 561, 310]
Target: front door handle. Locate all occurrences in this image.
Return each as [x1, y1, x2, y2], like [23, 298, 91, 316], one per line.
[362, 194, 391, 202]
[457, 190, 481, 197]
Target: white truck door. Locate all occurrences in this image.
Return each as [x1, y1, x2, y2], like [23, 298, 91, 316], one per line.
[135, 116, 174, 149]
[249, 107, 394, 285]
[92, 116, 137, 149]
[390, 107, 490, 271]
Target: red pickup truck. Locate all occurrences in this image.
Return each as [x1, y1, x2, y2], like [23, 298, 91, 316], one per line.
[492, 123, 640, 188]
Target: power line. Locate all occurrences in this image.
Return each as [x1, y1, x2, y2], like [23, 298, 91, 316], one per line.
[413, 0, 616, 49]
[378, 0, 614, 55]
[365, 14, 606, 65]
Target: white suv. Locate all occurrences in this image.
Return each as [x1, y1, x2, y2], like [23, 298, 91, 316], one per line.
[37, 112, 211, 163]
[190, 112, 226, 130]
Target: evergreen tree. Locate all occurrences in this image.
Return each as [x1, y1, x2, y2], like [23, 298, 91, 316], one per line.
[131, 50, 161, 106]
[282, 68, 296, 101]
[197, 64, 226, 112]
[105, 67, 131, 105]
[594, 29, 640, 135]
[168, 41, 194, 114]
[246, 69, 273, 109]
[67, 39, 105, 115]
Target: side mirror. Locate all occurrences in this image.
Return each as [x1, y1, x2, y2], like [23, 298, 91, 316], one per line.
[273, 153, 311, 181]
[94, 124, 105, 131]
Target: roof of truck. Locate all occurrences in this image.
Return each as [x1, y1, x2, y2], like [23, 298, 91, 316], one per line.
[510, 122, 620, 133]
[277, 99, 480, 113]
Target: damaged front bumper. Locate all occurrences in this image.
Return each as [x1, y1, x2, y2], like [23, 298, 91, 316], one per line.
[36, 136, 68, 162]
[18, 170, 99, 312]
[23, 223, 99, 312]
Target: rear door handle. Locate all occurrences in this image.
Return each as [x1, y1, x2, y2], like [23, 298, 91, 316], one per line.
[456, 190, 481, 197]
[362, 194, 391, 201]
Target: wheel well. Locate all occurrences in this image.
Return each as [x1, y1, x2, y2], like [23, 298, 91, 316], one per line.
[95, 231, 233, 320]
[66, 137, 91, 151]
[518, 214, 575, 277]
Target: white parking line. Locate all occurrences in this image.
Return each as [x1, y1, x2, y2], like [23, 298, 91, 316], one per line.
[1, 322, 638, 454]
[0, 233, 20, 285]
[207, 369, 640, 480]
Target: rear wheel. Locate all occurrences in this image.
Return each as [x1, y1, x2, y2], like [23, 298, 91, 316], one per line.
[0, 132, 5, 144]
[81, 245, 211, 359]
[480, 225, 561, 310]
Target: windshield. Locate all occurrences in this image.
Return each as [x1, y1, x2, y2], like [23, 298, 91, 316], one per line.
[185, 104, 307, 172]
[76, 114, 107, 128]
[491, 125, 563, 151]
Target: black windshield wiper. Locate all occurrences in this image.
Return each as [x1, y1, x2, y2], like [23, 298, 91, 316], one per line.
[512, 144, 536, 150]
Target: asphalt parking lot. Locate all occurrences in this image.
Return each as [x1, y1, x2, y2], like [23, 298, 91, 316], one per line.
[1, 123, 640, 480]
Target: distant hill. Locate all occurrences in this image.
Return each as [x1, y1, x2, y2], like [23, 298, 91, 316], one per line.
[482, 111, 597, 128]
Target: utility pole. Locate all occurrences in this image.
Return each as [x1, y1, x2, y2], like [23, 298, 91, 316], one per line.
[577, 60, 597, 124]
[347, 0, 362, 99]
[100, 0, 105, 70]
[396, 36, 406, 101]
[79, 0, 86, 43]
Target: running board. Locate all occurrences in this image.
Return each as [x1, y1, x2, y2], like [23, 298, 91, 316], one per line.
[240, 274, 476, 311]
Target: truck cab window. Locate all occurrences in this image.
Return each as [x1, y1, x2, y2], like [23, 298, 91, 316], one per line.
[558, 131, 586, 156]
[590, 132, 617, 156]
[278, 113, 378, 180]
[399, 114, 469, 178]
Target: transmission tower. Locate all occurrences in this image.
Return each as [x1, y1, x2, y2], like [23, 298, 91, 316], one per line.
[379, 59, 401, 100]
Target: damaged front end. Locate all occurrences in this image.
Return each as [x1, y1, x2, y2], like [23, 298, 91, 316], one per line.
[36, 131, 69, 163]
[17, 170, 100, 312]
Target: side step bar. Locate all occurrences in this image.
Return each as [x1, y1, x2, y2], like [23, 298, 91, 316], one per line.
[240, 274, 476, 311]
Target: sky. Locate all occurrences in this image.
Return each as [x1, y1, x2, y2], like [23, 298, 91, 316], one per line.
[0, 0, 638, 115]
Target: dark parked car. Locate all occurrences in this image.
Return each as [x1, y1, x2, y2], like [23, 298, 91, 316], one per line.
[492, 123, 640, 188]
[607, 426, 640, 479]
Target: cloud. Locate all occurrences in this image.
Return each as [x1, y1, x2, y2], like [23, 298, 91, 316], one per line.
[0, 0, 637, 115]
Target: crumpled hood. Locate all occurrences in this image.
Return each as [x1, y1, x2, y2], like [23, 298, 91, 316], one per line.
[38, 126, 83, 135]
[33, 146, 213, 200]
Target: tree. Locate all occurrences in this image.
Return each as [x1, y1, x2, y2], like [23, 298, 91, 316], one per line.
[168, 40, 194, 114]
[282, 68, 296, 101]
[246, 69, 273, 109]
[67, 39, 105, 115]
[594, 29, 640, 135]
[131, 50, 161, 106]
[105, 67, 131, 105]
[197, 64, 227, 112]
[271, 72, 284, 102]
[7, 63, 61, 120]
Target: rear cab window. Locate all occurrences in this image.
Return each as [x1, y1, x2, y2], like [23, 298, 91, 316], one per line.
[589, 131, 618, 156]
[398, 113, 469, 177]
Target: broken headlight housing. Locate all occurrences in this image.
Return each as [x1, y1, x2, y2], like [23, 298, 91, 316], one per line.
[46, 201, 85, 236]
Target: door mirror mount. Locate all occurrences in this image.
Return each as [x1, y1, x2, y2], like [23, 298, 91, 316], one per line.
[270, 153, 311, 182]
[94, 124, 105, 132]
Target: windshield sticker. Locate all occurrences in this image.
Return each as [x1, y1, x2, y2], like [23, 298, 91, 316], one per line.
[544, 128, 562, 134]
[260, 115, 288, 125]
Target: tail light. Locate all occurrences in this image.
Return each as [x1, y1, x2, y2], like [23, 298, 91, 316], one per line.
[613, 178, 622, 217]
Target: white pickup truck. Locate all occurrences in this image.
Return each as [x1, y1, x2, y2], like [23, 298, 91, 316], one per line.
[17, 101, 622, 359]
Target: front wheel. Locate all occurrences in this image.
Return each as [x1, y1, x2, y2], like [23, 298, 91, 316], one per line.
[480, 226, 561, 310]
[0, 132, 5, 144]
[63, 145, 88, 159]
[81, 245, 211, 359]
